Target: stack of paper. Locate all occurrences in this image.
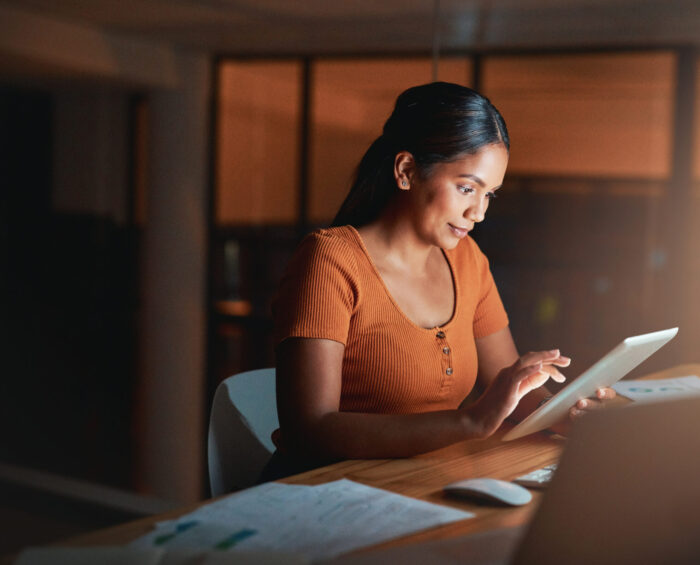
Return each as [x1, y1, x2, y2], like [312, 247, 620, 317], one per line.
[130, 479, 474, 562]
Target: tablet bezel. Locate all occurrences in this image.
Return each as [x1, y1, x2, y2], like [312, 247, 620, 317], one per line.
[501, 327, 678, 442]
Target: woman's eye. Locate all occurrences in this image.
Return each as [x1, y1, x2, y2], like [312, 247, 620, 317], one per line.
[458, 185, 474, 194]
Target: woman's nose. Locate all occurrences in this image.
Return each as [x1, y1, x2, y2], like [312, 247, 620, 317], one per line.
[465, 198, 487, 222]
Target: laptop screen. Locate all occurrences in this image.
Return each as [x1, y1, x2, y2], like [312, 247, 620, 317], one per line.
[513, 397, 700, 564]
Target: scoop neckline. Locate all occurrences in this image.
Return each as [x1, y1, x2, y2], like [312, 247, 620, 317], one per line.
[342, 225, 459, 333]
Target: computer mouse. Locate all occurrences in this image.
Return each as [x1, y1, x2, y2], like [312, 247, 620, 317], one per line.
[443, 477, 533, 506]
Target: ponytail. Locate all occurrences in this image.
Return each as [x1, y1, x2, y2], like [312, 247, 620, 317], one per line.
[332, 135, 395, 227]
[331, 82, 509, 229]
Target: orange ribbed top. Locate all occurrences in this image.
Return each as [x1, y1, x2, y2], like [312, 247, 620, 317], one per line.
[272, 225, 509, 414]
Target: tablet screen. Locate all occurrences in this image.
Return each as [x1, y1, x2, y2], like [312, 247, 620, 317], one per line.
[502, 327, 678, 442]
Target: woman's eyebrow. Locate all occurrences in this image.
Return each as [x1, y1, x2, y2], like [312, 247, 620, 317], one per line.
[457, 174, 485, 187]
[457, 174, 503, 191]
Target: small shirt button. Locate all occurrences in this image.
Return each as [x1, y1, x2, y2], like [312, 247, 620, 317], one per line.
[442, 347, 450, 354]
[436, 330, 446, 339]
[446, 367, 453, 375]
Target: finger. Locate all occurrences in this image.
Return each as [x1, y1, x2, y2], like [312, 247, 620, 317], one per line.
[576, 398, 605, 411]
[596, 387, 616, 400]
[518, 349, 565, 368]
[515, 363, 559, 395]
[516, 361, 543, 380]
[512, 362, 545, 386]
[540, 365, 566, 384]
[550, 355, 571, 368]
[518, 364, 568, 392]
[569, 406, 585, 419]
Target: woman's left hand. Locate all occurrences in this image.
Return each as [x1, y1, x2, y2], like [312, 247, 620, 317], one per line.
[569, 387, 617, 418]
[548, 387, 617, 436]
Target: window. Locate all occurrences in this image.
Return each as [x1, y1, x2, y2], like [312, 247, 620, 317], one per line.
[483, 52, 675, 180]
[216, 61, 302, 225]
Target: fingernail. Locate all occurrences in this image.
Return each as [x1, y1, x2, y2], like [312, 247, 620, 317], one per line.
[578, 399, 587, 408]
[550, 349, 559, 355]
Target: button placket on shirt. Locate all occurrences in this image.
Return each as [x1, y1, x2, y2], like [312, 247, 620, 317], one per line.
[435, 329, 453, 390]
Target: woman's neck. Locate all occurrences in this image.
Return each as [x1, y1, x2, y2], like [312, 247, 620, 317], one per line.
[357, 206, 437, 275]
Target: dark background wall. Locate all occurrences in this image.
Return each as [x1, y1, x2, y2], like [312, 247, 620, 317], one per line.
[1, 85, 139, 489]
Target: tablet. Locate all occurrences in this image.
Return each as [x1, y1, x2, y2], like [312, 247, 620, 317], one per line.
[501, 327, 678, 442]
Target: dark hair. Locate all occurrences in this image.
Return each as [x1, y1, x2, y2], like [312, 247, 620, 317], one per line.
[332, 82, 509, 227]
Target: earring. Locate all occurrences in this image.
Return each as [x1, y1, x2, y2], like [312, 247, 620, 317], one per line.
[401, 180, 408, 188]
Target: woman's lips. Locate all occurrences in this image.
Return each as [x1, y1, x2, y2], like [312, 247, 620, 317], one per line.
[448, 223, 471, 238]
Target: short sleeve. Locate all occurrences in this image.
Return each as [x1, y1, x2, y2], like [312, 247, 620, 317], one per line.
[272, 231, 359, 346]
[471, 245, 509, 339]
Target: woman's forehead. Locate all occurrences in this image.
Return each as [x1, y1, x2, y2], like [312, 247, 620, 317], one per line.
[438, 145, 509, 176]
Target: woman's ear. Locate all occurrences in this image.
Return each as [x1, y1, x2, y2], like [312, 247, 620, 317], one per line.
[394, 151, 416, 191]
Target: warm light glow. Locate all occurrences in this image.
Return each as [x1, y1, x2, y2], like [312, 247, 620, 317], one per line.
[215, 300, 253, 317]
[216, 61, 302, 225]
[483, 52, 676, 180]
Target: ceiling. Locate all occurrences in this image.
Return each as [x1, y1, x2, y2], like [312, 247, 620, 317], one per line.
[4, 0, 700, 55]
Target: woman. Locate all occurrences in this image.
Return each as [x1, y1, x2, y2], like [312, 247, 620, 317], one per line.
[264, 82, 614, 480]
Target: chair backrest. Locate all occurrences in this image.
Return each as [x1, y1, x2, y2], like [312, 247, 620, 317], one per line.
[207, 368, 278, 496]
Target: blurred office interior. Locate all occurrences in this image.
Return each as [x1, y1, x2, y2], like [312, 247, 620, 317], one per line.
[1, 0, 699, 553]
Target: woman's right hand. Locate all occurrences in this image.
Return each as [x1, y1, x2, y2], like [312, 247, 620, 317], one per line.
[467, 350, 568, 438]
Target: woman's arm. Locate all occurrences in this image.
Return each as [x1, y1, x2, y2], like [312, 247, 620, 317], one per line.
[276, 336, 558, 460]
[276, 337, 477, 459]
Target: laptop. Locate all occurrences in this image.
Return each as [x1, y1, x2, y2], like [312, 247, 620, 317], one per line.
[512, 396, 700, 564]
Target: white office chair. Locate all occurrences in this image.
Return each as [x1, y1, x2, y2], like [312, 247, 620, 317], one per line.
[207, 368, 278, 496]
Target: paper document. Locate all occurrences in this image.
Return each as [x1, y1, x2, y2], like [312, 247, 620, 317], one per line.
[131, 479, 473, 562]
[14, 547, 307, 565]
[613, 375, 700, 402]
[14, 547, 163, 565]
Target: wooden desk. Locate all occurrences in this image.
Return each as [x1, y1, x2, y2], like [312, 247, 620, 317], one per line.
[22, 363, 700, 558]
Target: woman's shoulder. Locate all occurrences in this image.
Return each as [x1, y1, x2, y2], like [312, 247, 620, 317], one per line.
[295, 225, 362, 260]
[304, 225, 358, 244]
[286, 225, 363, 276]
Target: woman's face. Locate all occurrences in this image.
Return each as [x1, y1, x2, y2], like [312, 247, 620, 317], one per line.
[406, 144, 509, 250]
